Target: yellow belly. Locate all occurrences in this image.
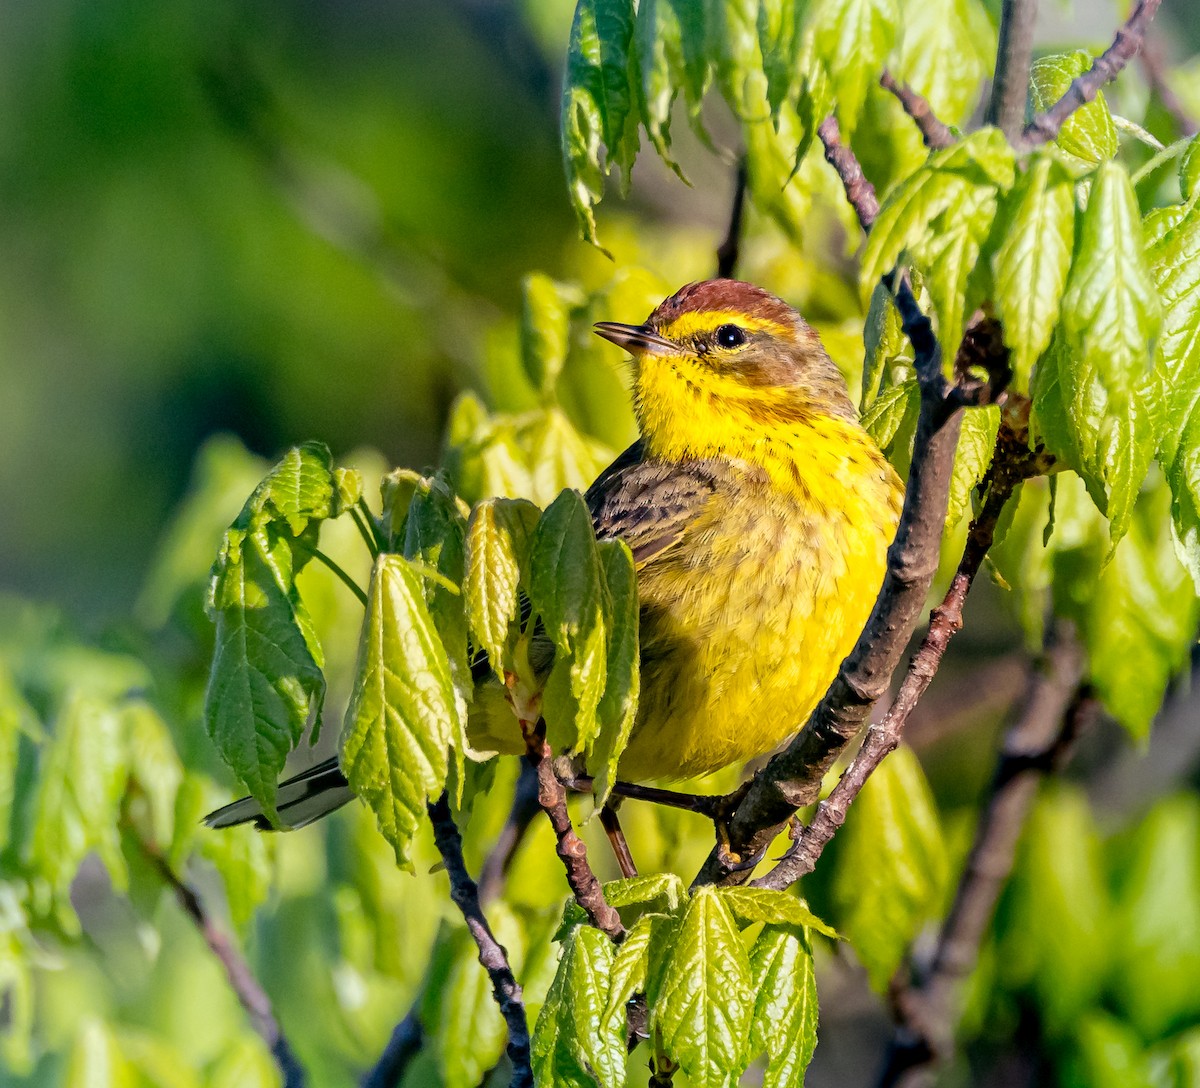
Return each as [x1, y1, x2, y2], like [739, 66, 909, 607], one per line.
[615, 479, 897, 782]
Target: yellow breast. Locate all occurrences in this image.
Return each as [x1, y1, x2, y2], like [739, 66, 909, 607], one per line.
[616, 385, 903, 782]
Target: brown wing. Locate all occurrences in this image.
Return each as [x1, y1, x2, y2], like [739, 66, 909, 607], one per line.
[586, 440, 725, 565]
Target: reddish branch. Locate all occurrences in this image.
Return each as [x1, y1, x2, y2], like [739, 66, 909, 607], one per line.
[524, 727, 626, 941]
[1020, 0, 1163, 149]
[986, 0, 1039, 140]
[754, 408, 1045, 891]
[427, 794, 534, 1087]
[137, 840, 306, 1088]
[881, 72, 956, 150]
[880, 634, 1095, 1087]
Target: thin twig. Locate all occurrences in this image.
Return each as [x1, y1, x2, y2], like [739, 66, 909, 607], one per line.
[754, 413, 1041, 891]
[692, 120, 977, 889]
[477, 760, 542, 905]
[136, 838, 306, 1088]
[715, 157, 748, 279]
[524, 727, 626, 941]
[360, 1012, 423, 1088]
[986, 0, 1039, 141]
[363, 764, 542, 1088]
[1020, 0, 1164, 150]
[880, 634, 1095, 1088]
[881, 72, 956, 150]
[427, 793, 534, 1087]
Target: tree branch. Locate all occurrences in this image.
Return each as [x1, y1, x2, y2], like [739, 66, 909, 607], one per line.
[427, 793, 534, 1087]
[1140, 33, 1199, 137]
[881, 72, 956, 150]
[986, 0, 1039, 141]
[880, 633, 1095, 1088]
[137, 838, 306, 1088]
[753, 409, 1042, 891]
[715, 157, 748, 279]
[1020, 0, 1163, 150]
[360, 1012, 423, 1088]
[524, 728, 626, 941]
[692, 120, 977, 889]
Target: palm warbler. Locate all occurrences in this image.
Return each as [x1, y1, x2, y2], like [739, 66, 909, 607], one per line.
[207, 279, 903, 830]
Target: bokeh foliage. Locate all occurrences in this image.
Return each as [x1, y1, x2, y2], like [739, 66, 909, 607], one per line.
[3, 0, 1200, 1086]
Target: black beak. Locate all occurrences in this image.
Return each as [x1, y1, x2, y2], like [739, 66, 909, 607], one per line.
[593, 322, 677, 355]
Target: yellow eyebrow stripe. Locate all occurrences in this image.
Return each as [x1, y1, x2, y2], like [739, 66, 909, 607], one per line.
[656, 310, 791, 341]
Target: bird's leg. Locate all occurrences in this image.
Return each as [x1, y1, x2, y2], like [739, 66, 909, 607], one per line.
[599, 802, 639, 879]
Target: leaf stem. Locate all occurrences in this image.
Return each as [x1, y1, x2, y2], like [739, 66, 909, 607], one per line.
[294, 541, 370, 608]
[1130, 134, 1193, 186]
[354, 497, 387, 557]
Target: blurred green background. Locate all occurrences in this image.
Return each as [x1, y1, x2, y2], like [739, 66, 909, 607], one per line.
[4, 0, 1200, 1085]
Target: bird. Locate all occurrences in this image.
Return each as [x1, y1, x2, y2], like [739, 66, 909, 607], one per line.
[204, 279, 904, 839]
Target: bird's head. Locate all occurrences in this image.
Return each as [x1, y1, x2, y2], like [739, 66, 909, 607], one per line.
[594, 279, 857, 460]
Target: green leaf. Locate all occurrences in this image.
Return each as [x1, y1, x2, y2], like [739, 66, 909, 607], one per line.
[991, 151, 1077, 393]
[0, 669, 35, 858]
[862, 377, 920, 478]
[1030, 52, 1119, 167]
[204, 442, 354, 822]
[1079, 480, 1199, 739]
[590, 539, 640, 807]
[946, 405, 1001, 529]
[861, 283, 911, 411]
[602, 912, 661, 1025]
[602, 872, 684, 911]
[1146, 196, 1200, 589]
[206, 1037, 281, 1088]
[463, 497, 541, 674]
[718, 887, 839, 939]
[190, 779, 276, 927]
[829, 744, 947, 992]
[1032, 162, 1163, 549]
[533, 924, 625, 1088]
[561, 0, 637, 247]
[0, 892, 35, 1075]
[529, 490, 608, 755]
[890, 0, 995, 129]
[340, 555, 464, 868]
[123, 701, 184, 849]
[651, 886, 754, 1088]
[861, 129, 1014, 359]
[1110, 795, 1200, 1039]
[758, 0, 799, 121]
[1068, 1013, 1154, 1088]
[997, 784, 1109, 1035]
[521, 273, 583, 398]
[27, 692, 128, 932]
[749, 924, 819, 1088]
[634, 0, 685, 175]
[707, 0, 761, 123]
[64, 1019, 137, 1088]
[806, 0, 900, 139]
[1181, 134, 1200, 201]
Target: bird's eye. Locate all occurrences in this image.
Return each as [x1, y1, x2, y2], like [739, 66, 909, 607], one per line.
[716, 324, 746, 349]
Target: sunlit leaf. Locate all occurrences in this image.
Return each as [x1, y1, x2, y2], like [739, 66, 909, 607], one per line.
[651, 886, 754, 1087]
[718, 886, 839, 939]
[561, 0, 637, 247]
[946, 405, 1001, 530]
[340, 555, 464, 868]
[27, 692, 128, 932]
[533, 923, 625, 1088]
[590, 539, 639, 807]
[1030, 52, 1119, 167]
[463, 498, 541, 674]
[64, 1020, 138, 1088]
[806, 0, 900, 138]
[991, 150, 1076, 393]
[749, 924, 818, 1088]
[522, 274, 584, 398]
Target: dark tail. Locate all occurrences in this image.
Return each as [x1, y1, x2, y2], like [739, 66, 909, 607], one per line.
[203, 756, 354, 830]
